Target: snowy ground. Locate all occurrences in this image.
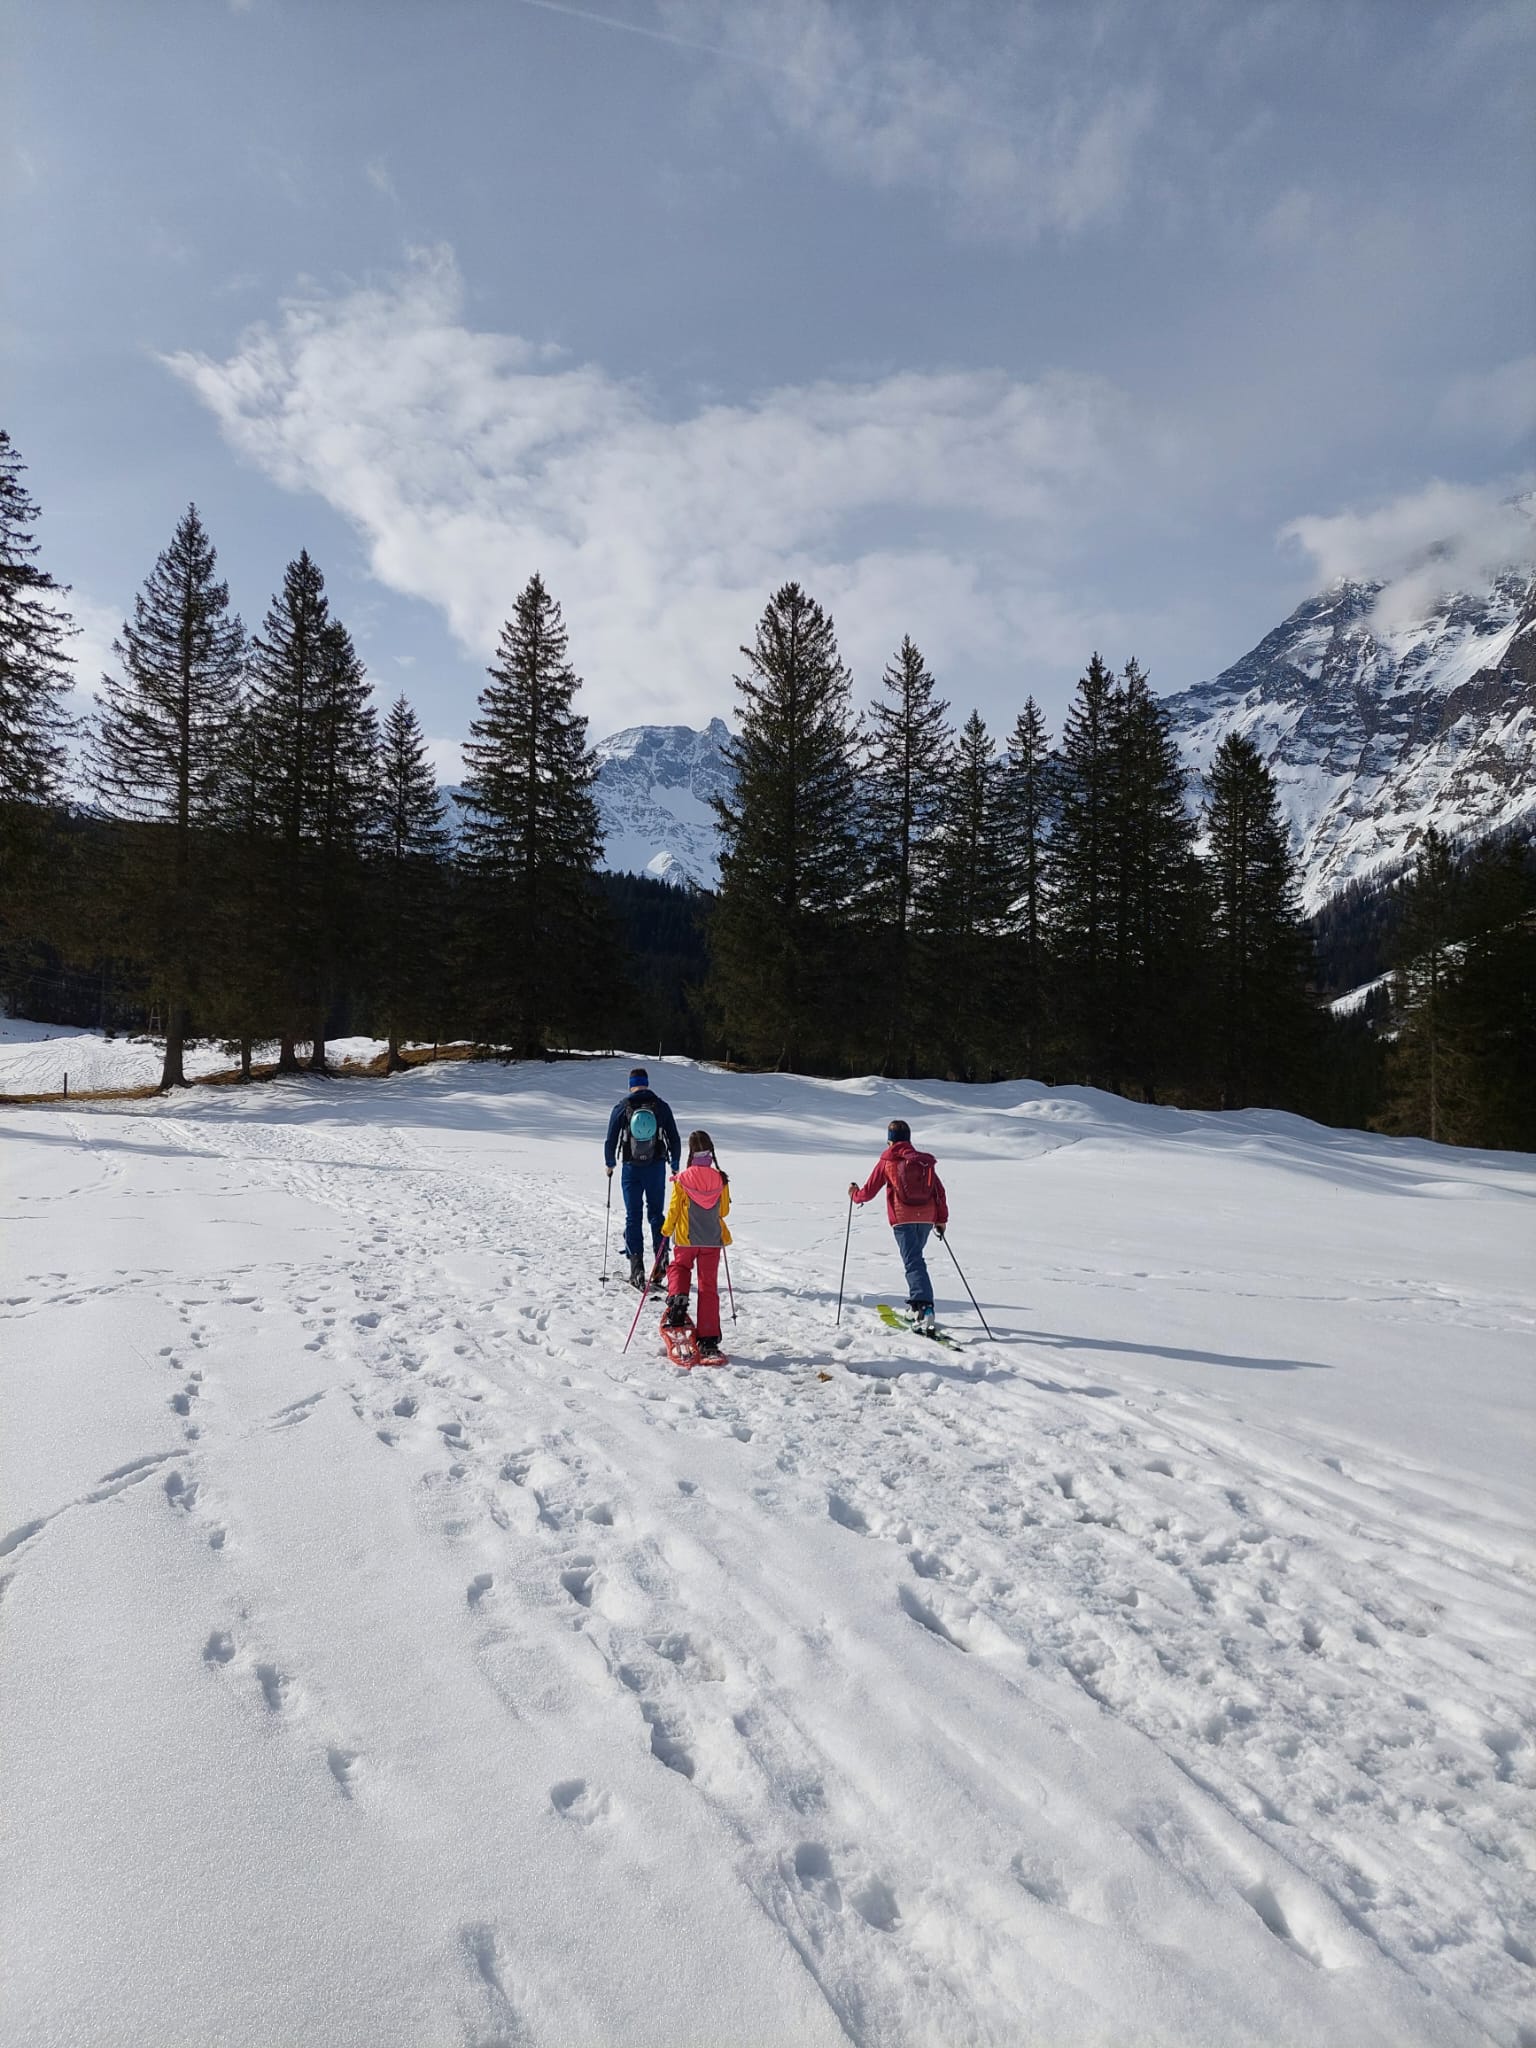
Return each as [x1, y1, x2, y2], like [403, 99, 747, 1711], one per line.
[0, 1018, 407, 1096]
[1, 1056, 1532, 2048]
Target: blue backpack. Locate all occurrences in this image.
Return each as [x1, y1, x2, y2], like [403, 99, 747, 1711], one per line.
[627, 1104, 660, 1163]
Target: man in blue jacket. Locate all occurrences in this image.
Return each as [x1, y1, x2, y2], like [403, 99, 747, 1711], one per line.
[604, 1067, 683, 1288]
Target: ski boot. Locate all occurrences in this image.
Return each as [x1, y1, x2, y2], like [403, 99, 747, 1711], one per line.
[912, 1303, 937, 1335]
[628, 1250, 646, 1290]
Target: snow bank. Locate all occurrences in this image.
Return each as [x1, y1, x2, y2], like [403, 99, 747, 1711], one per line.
[2, 1061, 1531, 2046]
[0, 1019, 427, 1095]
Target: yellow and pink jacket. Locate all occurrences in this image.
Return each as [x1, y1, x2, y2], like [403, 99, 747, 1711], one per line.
[662, 1161, 733, 1248]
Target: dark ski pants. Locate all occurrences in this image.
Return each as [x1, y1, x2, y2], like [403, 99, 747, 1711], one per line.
[622, 1160, 668, 1260]
[891, 1222, 934, 1310]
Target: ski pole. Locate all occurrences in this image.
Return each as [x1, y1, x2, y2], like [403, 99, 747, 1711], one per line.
[940, 1231, 993, 1339]
[600, 1170, 613, 1282]
[722, 1245, 737, 1324]
[622, 1237, 670, 1354]
[835, 1194, 854, 1326]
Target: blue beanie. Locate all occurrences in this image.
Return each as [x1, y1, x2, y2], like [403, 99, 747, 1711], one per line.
[629, 1067, 649, 1088]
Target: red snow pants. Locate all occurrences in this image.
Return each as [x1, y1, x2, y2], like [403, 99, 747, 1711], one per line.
[667, 1247, 721, 1339]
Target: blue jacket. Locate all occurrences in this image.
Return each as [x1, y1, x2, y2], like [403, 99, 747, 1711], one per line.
[604, 1088, 682, 1171]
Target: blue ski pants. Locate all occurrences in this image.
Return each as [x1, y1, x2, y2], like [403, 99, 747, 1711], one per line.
[622, 1160, 668, 1259]
[892, 1222, 934, 1310]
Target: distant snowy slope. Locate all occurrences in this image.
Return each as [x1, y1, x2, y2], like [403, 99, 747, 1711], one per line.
[1163, 563, 1536, 911]
[438, 554, 1536, 912]
[440, 720, 733, 889]
[591, 717, 733, 889]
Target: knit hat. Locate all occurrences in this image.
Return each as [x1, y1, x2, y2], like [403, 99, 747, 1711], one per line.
[629, 1067, 649, 1088]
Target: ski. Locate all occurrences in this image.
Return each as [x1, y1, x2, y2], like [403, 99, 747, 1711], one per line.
[876, 1302, 960, 1349]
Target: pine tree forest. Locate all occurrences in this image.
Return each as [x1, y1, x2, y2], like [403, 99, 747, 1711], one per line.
[2, 431, 1531, 1147]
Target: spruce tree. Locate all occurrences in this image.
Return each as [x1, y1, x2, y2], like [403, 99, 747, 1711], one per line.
[1204, 731, 1313, 1107]
[999, 696, 1052, 1076]
[710, 582, 860, 1069]
[917, 710, 1011, 1074]
[371, 694, 449, 1071]
[460, 573, 603, 1056]
[1045, 654, 1118, 1083]
[1382, 828, 1469, 1143]
[860, 634, 953, 1071]
[0, 429, 75, 806]
[244, 550, 333, 1069]
[0, 431, 77, 1006]
[90, 505, 245, 1087]
[1106, 660, 1204, 1099]
[303, 617, 380, 1071]
[1452, 834, 1536, 1149]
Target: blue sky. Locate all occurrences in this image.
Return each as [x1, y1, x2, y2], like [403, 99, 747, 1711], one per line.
[8, 0, 1534, 773]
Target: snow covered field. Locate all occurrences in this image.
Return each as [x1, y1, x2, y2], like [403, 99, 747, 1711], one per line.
[1, 1057, 1532, 2047]
[0, 1018, 411, 1096]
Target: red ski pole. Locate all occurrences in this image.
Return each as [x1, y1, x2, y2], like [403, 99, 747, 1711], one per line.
[622, 1237, 670, 1354]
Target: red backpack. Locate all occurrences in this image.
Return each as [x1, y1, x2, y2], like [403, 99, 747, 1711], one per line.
[889, 1148, 937, 1207]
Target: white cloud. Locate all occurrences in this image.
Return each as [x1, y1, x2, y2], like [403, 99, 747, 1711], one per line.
[1435, 354, 1536, 445]
[1281, 480, 1535, 630]
[164, 249, 1142, 728]
[58, 592, 123, 710]
[661, 0, 1156, 241]
[425, 737, 465, 786]
[365, 157, 398, 201]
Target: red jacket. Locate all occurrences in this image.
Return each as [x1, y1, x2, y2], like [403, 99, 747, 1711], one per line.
[852, 1143, 948, 1227]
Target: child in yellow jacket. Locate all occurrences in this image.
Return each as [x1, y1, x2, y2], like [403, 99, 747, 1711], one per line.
[662, 1129, 731, 1358]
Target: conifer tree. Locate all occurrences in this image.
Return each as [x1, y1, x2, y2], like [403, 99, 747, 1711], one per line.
[1382, 828, 1469, 1143]
[303, 617, 380, 1070]
[999, 696, 1052, 1075]
[0, 429, 75, 807]
[0, 431, 78, 1004]
[371, 694, 449, 1071]
[244, 550, 333, 1069]
[1452, 834, 1536, 1149]
[1106, 660, 1204, 1099]
[1045, 654, 1118, 1082]
[460, 573, 603, 1056]
[90, 505, 245, 1087]
[863, 635, 952, 940]
[1204, 731, 1313, 1107]
[860, 634, 952, 1070]
[710, 582, 859, 1069]
[917, 710, 1011, 1074]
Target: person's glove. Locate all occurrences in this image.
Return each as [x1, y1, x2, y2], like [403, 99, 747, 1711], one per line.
[935, 1225, 945, 1239]
[606, 1166, 614, 1178]
[847, 1182, 860, 1200]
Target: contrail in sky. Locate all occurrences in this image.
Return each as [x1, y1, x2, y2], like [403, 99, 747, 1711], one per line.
[506, 0, 1027, 136]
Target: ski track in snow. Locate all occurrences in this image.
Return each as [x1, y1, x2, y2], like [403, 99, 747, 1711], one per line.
[1, 1060, 1532, 2048]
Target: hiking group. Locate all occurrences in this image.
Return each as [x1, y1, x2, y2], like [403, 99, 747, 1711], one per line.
[605, 1070, 955, 1361]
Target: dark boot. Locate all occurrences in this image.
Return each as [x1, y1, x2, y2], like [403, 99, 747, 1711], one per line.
[629, 1251, 646, 1289]
[696, 1334, 723, 1360]
[663, 1297, 689, 1330]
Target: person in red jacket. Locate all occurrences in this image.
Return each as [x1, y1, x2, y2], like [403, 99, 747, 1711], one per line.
[848, 1118, 948, 1328]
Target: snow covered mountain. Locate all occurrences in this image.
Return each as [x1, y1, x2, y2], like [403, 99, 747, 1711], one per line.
[449, 556, 1536, 913]
[591, 717, 733, 889]
[1163, 564, 1536, 912]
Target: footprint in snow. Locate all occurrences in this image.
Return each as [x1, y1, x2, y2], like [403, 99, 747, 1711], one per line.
[550, 1778, 614, 1825]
